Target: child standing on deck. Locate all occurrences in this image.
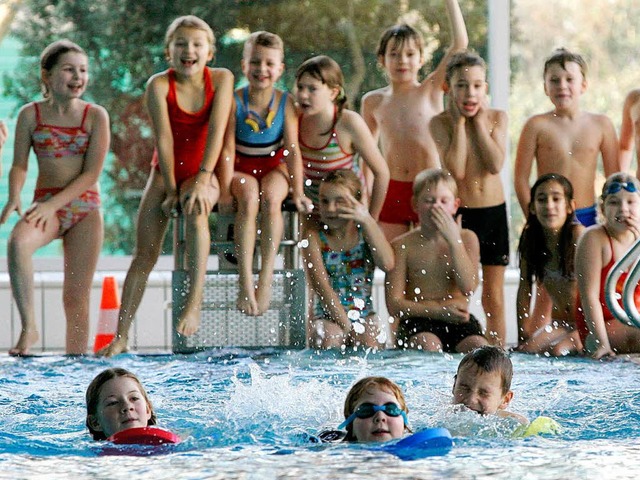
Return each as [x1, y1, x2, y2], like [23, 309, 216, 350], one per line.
[98, 16, 233, 357]
[219, 31, 311, 316]
[361, 0, 468, 241]
[430, 51, 508, 346]
[295, 55, 389, 220]
[576, 173, 640, 359]
[517, 174, 583, 356]
[0, 40, 110, 356]
[303, 170, 394, 349]
[514, 48, 619, 342]
[385, 168, 487, 353]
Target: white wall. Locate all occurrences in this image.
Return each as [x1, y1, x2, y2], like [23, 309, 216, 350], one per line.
[0, 256, 521, 353]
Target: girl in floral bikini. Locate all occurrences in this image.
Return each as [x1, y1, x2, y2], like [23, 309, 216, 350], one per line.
[0, 39, 110, 355]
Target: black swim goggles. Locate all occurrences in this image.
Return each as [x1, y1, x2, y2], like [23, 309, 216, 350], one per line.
[604, 181, 639, 195]
[338, 402, 408, 429]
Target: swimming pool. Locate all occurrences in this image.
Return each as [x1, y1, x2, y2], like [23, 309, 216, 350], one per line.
[1, 350, 639, 479]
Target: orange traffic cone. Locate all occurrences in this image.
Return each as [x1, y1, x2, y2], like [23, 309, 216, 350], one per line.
[93, 276, 120, 352]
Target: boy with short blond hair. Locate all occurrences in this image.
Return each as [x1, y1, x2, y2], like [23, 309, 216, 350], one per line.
[362, 0, 468, 241]
[515, 47, 619, 224]
[430, 50, 508, 346]
[385, 168, 488, 353]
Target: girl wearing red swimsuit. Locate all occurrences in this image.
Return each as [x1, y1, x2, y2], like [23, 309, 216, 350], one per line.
[576, 173, 640, 359]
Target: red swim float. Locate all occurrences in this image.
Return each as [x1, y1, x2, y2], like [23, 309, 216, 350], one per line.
[107, 426, 180, 445]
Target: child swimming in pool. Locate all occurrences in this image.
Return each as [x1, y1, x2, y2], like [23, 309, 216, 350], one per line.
[452, 346, 528, 425]
[86, 368, 157, 440]
[338, 376, 411, 443]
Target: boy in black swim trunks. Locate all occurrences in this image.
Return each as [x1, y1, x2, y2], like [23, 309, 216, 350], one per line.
[385, 168, 488, 352]
[429, 51, 509, 346]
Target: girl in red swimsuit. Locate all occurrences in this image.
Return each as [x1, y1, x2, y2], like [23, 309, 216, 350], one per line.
[0, 40, 110, 356]
[98, 16, 233, 356]
[576, 173, 640, 359]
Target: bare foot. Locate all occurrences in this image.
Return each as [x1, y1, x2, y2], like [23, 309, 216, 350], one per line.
[96, 336, 129, 357]
[9, 328, 40, 356]
[176, 306, 201, 336]
[237, 286, 259, 316]
[255, 276, 273, 316]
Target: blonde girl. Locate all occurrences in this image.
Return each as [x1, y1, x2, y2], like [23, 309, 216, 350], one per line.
[98, 16, 233, 356]
[303, 170, 394, 349]
[576, 173, 640, 359]
[0, 40, 110, 355]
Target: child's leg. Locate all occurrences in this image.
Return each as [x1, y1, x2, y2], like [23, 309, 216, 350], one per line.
[311, 319, 347, 349]
[255, 167, 289, 314]
[351, 314, 387, 349]
[455, 334, 490, 353]
[97, 173, 169, 357]
[524, 284, 554, 340]
[231, 173, 260, 315]
[178, 175, 219, 335]
[607, 321, 640, 354]
[62, 209, 103, 355]
[407, 332, 443, 352]
[7, 218, 60, 355]
[481, 264, 507, 346]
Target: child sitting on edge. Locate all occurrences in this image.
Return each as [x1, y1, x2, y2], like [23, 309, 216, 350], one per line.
[86, 368, 157, 440]
[452, 346, 528, 425]
[385, 168, 488, 353]
[219, 31, 311, 316]
[517, 174, 584, 356]
[430, 50, 509, 346]
[576, 173, 640, 359]
[303, 169, 395, 349]
[338, 376, 411, 443]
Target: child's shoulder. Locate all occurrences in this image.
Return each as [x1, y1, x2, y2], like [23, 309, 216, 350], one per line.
[391, 228, 423, 249]
[362, 85, 392, 103]
[146, 69, 171, 88]
[208, 66, 233, 80]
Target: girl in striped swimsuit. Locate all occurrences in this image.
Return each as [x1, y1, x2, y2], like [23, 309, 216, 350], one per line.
[295, 56, 389, 221]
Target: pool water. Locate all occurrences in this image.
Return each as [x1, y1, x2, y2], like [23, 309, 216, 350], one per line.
[1, 350, 639, 479]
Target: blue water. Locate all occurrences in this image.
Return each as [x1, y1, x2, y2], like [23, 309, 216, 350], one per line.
[1, 350, 639, 479]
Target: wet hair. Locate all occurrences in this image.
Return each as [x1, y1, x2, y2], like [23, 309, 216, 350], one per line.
[320, 169, 362, 201]
[412, 168, 458, 198]
[517, 173, 578, 282]
[86, 368, 157, 441]
[295, 55, 348, 130]
[243, 31, 284, 59]
[543, 47, 588, 80]
[376, 23, 425, 58]
[342, 376, 410, 442]
[456, 346, 513, 394]
[40, 39, 87, 98]
[601, 172, 640, 202]
[445, 50, 487, 86]
[164, 15, 215, 57]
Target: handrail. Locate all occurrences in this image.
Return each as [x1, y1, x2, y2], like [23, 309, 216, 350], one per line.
[604, 236, 640, 328]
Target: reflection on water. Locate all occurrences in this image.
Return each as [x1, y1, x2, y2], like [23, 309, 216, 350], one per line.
[0, 350, 639, 479]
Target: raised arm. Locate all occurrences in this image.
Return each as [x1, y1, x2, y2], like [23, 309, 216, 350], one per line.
[430, 112, 467, 180]
[424, 0, 468, 91]
[344, 111, 390, 219]
[514, 117, 538, 214]
[598, 114, 620, 178]
[472, 108, 507, 175]
[619, 89, 640, 174]
[0, 120, 7, 177]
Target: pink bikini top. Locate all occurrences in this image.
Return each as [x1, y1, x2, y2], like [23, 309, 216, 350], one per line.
[31, 102, 91, 159]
